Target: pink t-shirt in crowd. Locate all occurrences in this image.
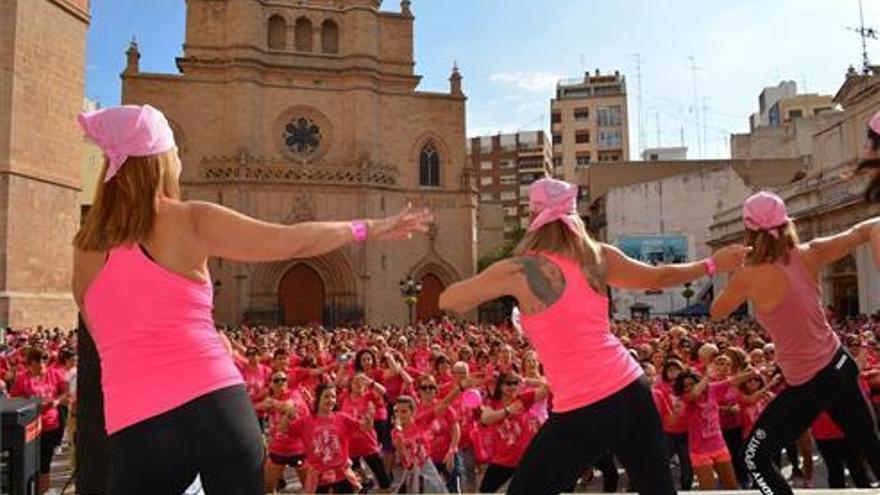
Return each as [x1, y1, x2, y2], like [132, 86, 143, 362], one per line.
[487, 390, 537, 467]
[289, 413, 361, 483]
[685, 382, 727, 455]
[11, 369, 67, 431]
[713, 380, 744, 430]
[417, 402, 459, 463]
[238, 362, 270, 404]
[267, 388, 310, 456]
[340, 392, 382, 457]
[393, 410, 437, 469]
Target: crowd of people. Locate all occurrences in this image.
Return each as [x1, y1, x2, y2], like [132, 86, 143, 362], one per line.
[4, 313, 880, 493]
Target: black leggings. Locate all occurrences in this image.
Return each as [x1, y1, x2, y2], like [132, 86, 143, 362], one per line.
[722, 427, 747, 487]
[743, 347, 880, 495]
[666, 432, 693, 491]
[352, 453, 392, 489]
[317, 479, 355, 493]
[507, 376, 675, 495]
[480, 464, 517, 493]
[815, 438, 872, 488]
[107, 385, 264, 495]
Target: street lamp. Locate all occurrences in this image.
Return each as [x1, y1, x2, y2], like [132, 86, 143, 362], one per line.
[399, 276, 422, 326]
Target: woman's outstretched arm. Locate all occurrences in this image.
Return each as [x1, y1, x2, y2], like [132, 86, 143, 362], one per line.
[803, 217, 880, 268]
[603, 243, 750, 291]
[439, 260, 519, 315]
[190, 201, 432, 262]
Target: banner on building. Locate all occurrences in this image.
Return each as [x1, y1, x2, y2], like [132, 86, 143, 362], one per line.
[616, 235, 688, 266]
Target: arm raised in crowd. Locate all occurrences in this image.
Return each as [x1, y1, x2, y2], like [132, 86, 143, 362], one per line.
[602, 244, 750, 291]
[190, 201, 432, 262]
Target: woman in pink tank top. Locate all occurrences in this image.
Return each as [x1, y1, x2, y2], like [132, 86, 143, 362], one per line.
[438, 177, 749, 495]
[71, 105, 432, 495]
[711, 191, 880, 495]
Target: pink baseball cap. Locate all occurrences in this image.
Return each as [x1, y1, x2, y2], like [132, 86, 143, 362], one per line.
[743, 191, 790, 239]
[77, 104, 176, 183]
[528, 178, 579, 233]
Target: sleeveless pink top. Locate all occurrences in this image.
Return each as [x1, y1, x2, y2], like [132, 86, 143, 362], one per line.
[520, 252, 643, 412]
[83, 244, 244, 434]
[756, 250, 840, 386]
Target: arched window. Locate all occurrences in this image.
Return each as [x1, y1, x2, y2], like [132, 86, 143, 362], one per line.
[267, 15, 287, 50]
[419, 141, 440, 187]
[321, 20, 339, 54]
[294, 17, 313, 52]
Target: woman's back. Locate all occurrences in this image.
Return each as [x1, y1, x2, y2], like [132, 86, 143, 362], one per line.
[519, 251, 642, 413]
[78, 199, 242, 434]
[750, 247, 839, 386]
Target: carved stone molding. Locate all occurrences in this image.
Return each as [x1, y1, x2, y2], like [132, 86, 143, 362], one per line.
[197, 154, 399, 186]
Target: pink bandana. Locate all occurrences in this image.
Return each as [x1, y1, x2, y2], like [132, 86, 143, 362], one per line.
[77, 104, 176, 183]
[528, 178, 579, 233]
[743, 191, 790, 239]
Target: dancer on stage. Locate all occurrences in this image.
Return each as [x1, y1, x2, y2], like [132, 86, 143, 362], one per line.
[710, 191, 880, 495]
[71, 104, 432, 495]
[438, 177, 749, 495]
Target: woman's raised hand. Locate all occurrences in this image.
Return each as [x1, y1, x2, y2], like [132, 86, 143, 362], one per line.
[369, 203, 433, 241]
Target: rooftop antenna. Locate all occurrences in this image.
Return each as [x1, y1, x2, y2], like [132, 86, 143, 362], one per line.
[633, 53, 645, 157]
[687, 55, 702, 158]
[655, 111, 661, 149]
[702, 96, 710, 159]
[845, 0, 878, 75]
[579, 53, 586, 75]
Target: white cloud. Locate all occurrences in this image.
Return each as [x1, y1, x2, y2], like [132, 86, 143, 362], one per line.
[489, 71, 560, 92]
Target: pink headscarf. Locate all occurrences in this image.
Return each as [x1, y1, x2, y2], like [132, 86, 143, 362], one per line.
[528, 178, 579, 233]
[77, 105, 176, 183]
[743, 191, 790, 239]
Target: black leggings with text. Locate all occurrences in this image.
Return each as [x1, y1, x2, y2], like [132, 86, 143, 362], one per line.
[507, 376, 675, 495]
[107, 385, 265, 495]
[743, 347, 880, 495]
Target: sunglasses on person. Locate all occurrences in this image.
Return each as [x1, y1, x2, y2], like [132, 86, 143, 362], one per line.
[420, 384, 437, 392]
[504, 380, 521, 386]
[272, 376, 287, 384]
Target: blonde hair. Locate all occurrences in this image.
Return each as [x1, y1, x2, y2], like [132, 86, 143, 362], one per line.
[74, 150, 181, 251]
[744, 220, 799, 266]
[513, 215, 602, 267]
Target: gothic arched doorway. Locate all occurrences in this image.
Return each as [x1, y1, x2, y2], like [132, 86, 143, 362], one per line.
[416, 274, 445, 322]
[279, 264, 325, 326]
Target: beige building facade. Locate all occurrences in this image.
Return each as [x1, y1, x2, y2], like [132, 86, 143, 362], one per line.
[0, 0, 90, 328]
[121, 0, 476, 326]
[551, 70, 629, 181]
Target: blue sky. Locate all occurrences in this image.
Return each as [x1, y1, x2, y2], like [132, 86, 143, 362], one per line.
[86, 0, 878, 159]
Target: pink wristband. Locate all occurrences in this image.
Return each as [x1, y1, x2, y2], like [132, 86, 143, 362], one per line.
[350, 220, 368, 243]
[703, 257, 717, 276]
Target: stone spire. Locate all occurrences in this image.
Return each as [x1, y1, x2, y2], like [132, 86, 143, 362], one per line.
[401, 0, 413, 18]
[449, 61, 463, 97]
[124, 37, 140, 75]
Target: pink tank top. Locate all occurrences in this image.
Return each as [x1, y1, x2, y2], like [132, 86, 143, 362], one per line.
[756, 250, 840, 386]
[520, 252, 643, 412]
[83, 244, 244, 434]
